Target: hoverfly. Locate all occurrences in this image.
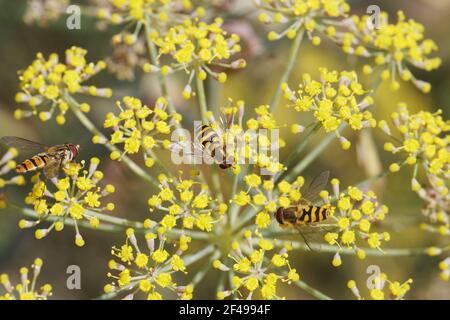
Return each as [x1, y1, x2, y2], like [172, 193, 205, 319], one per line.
[1, 136, 80, 179]
[275, 171, 335, 250]
[170, 110, 236, 173]
[195, 120, 235, 170]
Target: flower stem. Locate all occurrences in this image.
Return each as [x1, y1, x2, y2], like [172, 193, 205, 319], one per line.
[63, 92, 159, 187]
[269, 29, 305, 112]
[195, 70, 209, 123]
[191, 250, 221, 287]
[293, 279, 332, 300]
[284, 124, 346, 182]
[15, 205, 209, 240]
[272, 239, 435, 256]
[144, 21, 181, 130]
[276, 122, 322, 183]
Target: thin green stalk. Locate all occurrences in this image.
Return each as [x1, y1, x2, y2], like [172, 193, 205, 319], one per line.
[144, 21, 181, 130]
[63, 92, 158, 187]
[284, 124, 346, 182]
[195, 69, 209, 123]
[19, 206, 125, 233]
[16, 205, 209, 240]
[270, 239, 434, 256]
[191, 250, 221, 287]
[293, 279, 332, 300]
[269, 29, 305, 112]
[276, 122, 322, 183]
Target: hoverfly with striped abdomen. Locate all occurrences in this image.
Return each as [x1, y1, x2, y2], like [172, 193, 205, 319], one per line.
[1, 136, 80, 179]
[275, 171, 335, 250]
[170, 110, 236, 174]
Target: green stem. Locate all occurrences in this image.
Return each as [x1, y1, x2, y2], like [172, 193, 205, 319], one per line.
[195, 69, 209, 123]
[276, 122, 322, 183]
[144, 21, 181, 130]
[63, 92, 159, 187]
[191, 250, 220, 287]
[271, 239, 434, 256]
[269, 29, 305, 112]
[293, 279, 332, 300]
[284, 124, 346, 182]
[16, 205, 209, 240]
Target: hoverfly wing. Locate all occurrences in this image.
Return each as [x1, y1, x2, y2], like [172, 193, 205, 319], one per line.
[302, 171, 330, 204]
[1, 136, 48, 156]
[43, 158, 62, 179]
[295, 226, 323, 252]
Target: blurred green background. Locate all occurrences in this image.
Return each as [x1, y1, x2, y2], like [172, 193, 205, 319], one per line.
[0, 0, 449, 299]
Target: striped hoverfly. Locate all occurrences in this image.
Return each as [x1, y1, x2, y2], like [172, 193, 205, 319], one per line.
[1, 136, 80, 179]
[276, 171, 335, 250]
[170, 110, 236, 174]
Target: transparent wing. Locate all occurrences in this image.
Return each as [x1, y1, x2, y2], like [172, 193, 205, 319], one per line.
[1, 136, 48, 154]
[302, 171, 330, 204]
[43, 158, 62, 179]
[295, 225, 325, 252]
[219, 111, 234, 133]
[168, 140, 205, 165]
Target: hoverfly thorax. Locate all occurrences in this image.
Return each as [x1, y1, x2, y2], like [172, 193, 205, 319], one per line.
[66, 144, 80, 161]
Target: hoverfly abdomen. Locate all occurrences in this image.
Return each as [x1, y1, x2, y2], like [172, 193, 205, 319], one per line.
[16, 154, 50, 173]
[297, 204, 334, 224]
[276, 204, 334, 227]
[197, 124, 234, 170]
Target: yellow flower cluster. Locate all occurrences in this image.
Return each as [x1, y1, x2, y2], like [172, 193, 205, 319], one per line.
[98, 96, 182, 165]
[105, 229, 193, 300]
[256, 0, 350, 43]
[15, 46, 112, 125]
[0, 147, 26, 208]
[344, 11, 441, 92]
[323, 178, 390, 266]
[0, 258, 52, 300]
[18, 158, 115, 247]
[147, 174, 227, 236]
[205, 102, 284, 175]
[347, 272, 413, 300]
[214, 231, 300, 300]
[282, 68, 376, 150]
[380, 104, 449, 282]
[380, 103, 449, 184]
[95, 0, 199, 27]
[145, 18, 245, 87]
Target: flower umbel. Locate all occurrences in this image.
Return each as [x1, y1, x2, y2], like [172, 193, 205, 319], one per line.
[322, 178, 390, 266]
[282, 68, 376, 150]
[100, 96, 182, 164]
[256, 0, 350, 43]
[214, 231, 300, 300]
[347, 271, 413, 300]
[105, 229, 192, 300]
[18, 158, 115, 247]
[145, 18, 245, 87]
[15, 46, 111, 125]
[0, 258, 52, 300]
